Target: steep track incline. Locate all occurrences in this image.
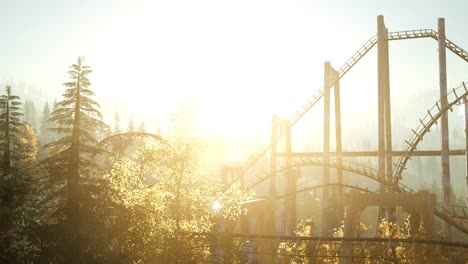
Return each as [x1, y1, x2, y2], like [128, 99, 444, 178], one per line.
[392, 82, 468, 183]
[240, 29, 468, 180]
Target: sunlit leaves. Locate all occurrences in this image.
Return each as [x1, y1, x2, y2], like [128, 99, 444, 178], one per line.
[278, 217, 455, 264]
[92, 107, 251, 262]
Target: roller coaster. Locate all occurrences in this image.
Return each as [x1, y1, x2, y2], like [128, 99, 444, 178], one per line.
[224, 15, 468, 263]
[99, 15, 468, 263]
[227, 15, 468, 239]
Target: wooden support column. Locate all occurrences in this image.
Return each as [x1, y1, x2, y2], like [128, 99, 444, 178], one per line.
[438, 17, 451, 239]
[377, 15, 387, 196]
[270, 115, 278, 236]
[383, 26, 392, 190]
[270, 115, 278, 195]
[333, 69, 344, 224]
[382, 21, 396, 223]
[340, 206, 359, 264]
[322, 62, 331, 236]
[465, 95, 468, 208]
[340, 191, 363, 264]
[377, 15, 388, 225]
[283, 120, 296, 235]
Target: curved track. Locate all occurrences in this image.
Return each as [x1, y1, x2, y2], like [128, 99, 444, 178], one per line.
[234, 28, 468, 236]
[245, 157, 388, 192]
[240, 29, 468, 178]
[276, 183, 373, 200]
[445, 204, 468, 221]
[98, 132, 164, 147]
[249, 160, 468, 235]
[289, 180, 468, 235]
[245, 156, 416, 193]
[393, 82, 468, 182]
[98, 132, 165, 155]
[386, 81, 468, 234]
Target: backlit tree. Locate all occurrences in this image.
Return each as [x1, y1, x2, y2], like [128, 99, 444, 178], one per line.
[45, 56, 107, 262]
[0, 85, 23, 176]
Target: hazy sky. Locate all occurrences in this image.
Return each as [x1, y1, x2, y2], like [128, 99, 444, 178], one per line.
[2, 0, 468, 148]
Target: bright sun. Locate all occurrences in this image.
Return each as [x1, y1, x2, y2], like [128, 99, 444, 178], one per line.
[86, 0, 381, 154]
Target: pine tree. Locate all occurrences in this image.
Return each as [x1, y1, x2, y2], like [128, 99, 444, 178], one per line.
[138, 120, 145, 132]
[43, 99, 63, 158]
[0, 85, 23, 176]
[18, 124, 38, 166]
[39, 101, 53, 147]
[22, 99, 37, 130]
[46, 56, 107, 262]
[96, 123, 111, 141]
[0, 85, 26, 250]
[48, 57, 107, 169]
[52, 98, 58, 112]
[127, 115, 135, 132]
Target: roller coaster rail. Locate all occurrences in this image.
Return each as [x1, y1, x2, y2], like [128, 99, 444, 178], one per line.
[244, 157, 389, 192]
[246, 156, 468, 234]
[240, 29, 468, 182]
[98, 132, 164, 147]
[393, 82, 468, 183]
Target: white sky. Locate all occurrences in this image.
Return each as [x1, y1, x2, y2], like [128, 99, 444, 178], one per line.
[2, 0, 468, 162]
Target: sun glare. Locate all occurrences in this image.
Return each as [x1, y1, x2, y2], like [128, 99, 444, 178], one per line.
[212, 200, 223, 211]
[86, 0, 327, 142]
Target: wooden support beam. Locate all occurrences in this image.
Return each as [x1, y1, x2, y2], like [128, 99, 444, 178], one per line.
[270, 115, 278, 195]
[377, 15, 387, 196]
[283, 120, 296, 235]
[276, 150, 466, 157]
[438, 17, 452, 239]
[333, 69, 344, 224]
[464, 96, 468, 209]
[322, 61, 331, 236]
[269, 115, 278, 237]
[383, 25, 393, 194]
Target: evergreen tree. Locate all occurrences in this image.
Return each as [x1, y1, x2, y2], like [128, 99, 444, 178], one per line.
[23, 99, 37, 130]
[39, 101, 53, 147]
[46, 56, 107, 262]
[113, 110, 121, 134]
[127, 115, 135, 132]
[42, 99, 63, 158]
[0, 85, 23, 176]
[47, 57, 107, 169]
[138, 120, 145, 132]
[96, 122, 111, 141]
[52, 98, 58, 112]
[18, 124, 38, 166]
[0, 86, 39, 262]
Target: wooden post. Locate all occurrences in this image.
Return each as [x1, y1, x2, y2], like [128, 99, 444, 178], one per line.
[438, 17, 451, 239]
[464, 95, 468, 208]
[333, 69, 344, 224]
[377, 15, 387, 195]
[284, 120, 296, 235]
[340, 207, 358, 264]
[270, 115, 278, 237]
[383, 22, 396, 222]
[340, 191, 361, 264]
[383, 26, 392, 190]
[270, 115, 278, 195]
[322, 61, 331, 236]
[377, 15, 387, 224]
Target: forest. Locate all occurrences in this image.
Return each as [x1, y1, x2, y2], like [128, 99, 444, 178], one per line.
[2, 57, 468, 264]
[0, 57, 252, 263]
